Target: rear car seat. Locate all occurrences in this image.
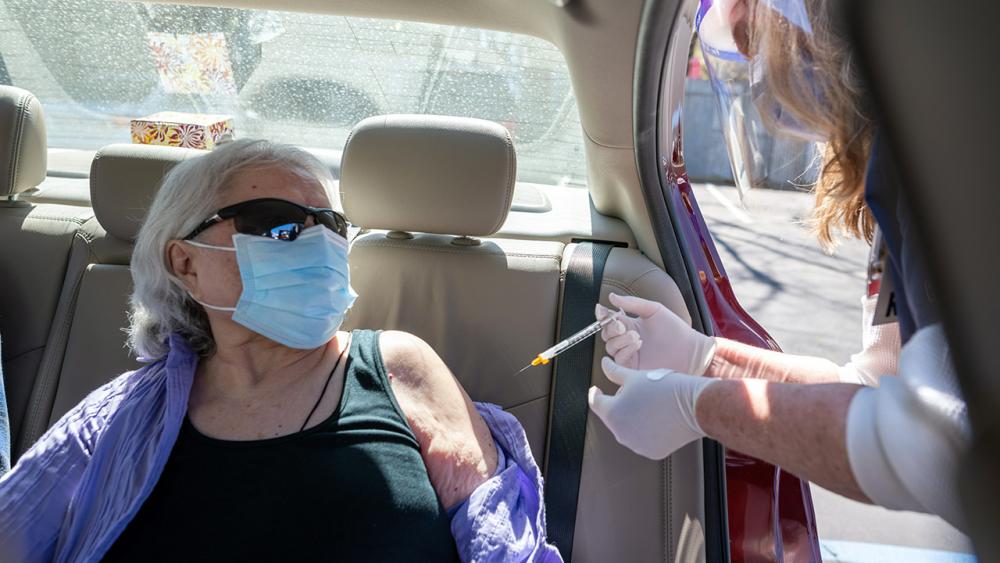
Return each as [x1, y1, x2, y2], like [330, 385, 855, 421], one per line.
[11, 117, 706, 560]
[341, 114, 705, 562]
[0, 85, 96, 458]
[14, 144, 200, 453]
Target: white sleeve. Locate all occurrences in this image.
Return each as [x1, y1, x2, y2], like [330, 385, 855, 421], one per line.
[845, 324, 971, 530]
[839, 294, 901, 386]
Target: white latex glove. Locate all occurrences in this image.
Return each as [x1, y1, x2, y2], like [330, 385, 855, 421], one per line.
[588, 357, 715, 460]
[596, 293, 717, 375]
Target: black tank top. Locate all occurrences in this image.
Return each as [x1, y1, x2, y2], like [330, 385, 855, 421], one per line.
[103, 330, 458, 562]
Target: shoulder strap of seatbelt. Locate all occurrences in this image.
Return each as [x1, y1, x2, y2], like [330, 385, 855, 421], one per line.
[545, 241, 614, 562]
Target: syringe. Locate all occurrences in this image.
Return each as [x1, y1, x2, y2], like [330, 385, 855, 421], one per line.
[515, 310, 623, 375]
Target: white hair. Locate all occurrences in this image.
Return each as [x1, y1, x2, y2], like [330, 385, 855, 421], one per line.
[128, 139, 339, 360]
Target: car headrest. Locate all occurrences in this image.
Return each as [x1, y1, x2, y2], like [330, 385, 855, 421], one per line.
[90, 143, 347, 241]
[90, 144, 202, 241]
[0, 86, 47, 197]
[340, 114, 516, 237]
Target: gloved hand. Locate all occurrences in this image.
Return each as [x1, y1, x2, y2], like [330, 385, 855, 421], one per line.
[596, 293, 717, 375]
[588, 357, 715, 459]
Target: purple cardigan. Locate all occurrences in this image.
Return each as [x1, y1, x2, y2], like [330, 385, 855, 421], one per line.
[0, 334, 562, 563]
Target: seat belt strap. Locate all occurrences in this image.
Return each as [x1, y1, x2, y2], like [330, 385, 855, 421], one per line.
[545, 241, 614, 562]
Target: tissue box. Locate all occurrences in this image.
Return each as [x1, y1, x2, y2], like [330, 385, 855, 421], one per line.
[130, 112, 233, 150]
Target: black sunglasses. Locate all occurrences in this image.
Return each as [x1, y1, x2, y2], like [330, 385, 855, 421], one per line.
[184, 198, 349, 242]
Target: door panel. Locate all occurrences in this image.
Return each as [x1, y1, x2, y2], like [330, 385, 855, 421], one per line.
[666, 146, 821, 562]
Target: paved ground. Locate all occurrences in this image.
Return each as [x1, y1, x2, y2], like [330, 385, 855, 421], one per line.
[692, 183, 975, 560]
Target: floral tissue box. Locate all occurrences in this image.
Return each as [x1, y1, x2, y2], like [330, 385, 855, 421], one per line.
[130, 112, 234, 150]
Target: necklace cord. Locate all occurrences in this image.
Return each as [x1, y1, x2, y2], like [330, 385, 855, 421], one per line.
[299, 343, 347, 432]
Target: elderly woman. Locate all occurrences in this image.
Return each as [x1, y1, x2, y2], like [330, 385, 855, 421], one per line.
[0, 140, 560, 562]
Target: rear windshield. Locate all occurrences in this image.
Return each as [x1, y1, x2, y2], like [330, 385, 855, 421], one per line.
[0, 1, 586, 186]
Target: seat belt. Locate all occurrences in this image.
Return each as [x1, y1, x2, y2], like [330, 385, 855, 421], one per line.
[545, 241, 614, 562]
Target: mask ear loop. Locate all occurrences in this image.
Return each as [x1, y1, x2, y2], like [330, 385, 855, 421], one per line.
[176, 239, 239, 312]
[184, 240, 236, 252]
[190, 296, 237, 313]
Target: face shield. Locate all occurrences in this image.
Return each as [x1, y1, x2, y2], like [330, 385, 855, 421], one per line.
[696, 0, 828, 200]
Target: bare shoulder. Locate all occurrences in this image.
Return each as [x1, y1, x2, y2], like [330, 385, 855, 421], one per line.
[378, 330, 440, 388]
[377, 330, 499, 509]
[377, 329, 472, 424]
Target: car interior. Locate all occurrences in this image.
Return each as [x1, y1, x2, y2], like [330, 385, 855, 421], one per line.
[0, 0, 752, 561]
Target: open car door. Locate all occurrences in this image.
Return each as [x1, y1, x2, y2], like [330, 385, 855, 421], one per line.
[634, 1, 821, 561]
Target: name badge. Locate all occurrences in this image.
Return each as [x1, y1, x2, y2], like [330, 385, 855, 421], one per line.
[873, 259, 899, 326]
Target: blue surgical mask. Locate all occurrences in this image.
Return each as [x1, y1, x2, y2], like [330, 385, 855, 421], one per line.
[185, 226, 357, 349]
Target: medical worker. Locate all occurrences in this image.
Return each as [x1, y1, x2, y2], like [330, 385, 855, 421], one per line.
[588, 0, 970, 529]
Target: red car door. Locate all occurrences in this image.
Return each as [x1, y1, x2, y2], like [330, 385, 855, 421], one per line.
[665, 158, 822, 562]
[634, 1, 823, 560]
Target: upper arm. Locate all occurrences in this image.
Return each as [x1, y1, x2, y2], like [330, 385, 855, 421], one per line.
[845, 325, 969, 527]
[379, 330, 498, 509]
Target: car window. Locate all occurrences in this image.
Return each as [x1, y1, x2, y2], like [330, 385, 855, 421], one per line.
[0, 1, 586, 187]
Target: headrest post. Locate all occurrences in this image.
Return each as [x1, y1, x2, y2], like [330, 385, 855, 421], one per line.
[451, 236, 482, 247]
[386, 230, 414, 240]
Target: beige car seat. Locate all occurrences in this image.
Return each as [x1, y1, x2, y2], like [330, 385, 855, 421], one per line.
[15, 144, 199, 451]
[5, 110, 706, 560]
[341, 114, 705, 562]
[0, 85, 95, 456]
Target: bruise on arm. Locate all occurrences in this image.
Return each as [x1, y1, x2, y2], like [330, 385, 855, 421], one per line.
[379, 331, 499, 510]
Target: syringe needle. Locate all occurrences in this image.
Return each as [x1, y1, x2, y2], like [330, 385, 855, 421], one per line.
[513, 364, 534, 376]
[513, 310, 624, 377]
